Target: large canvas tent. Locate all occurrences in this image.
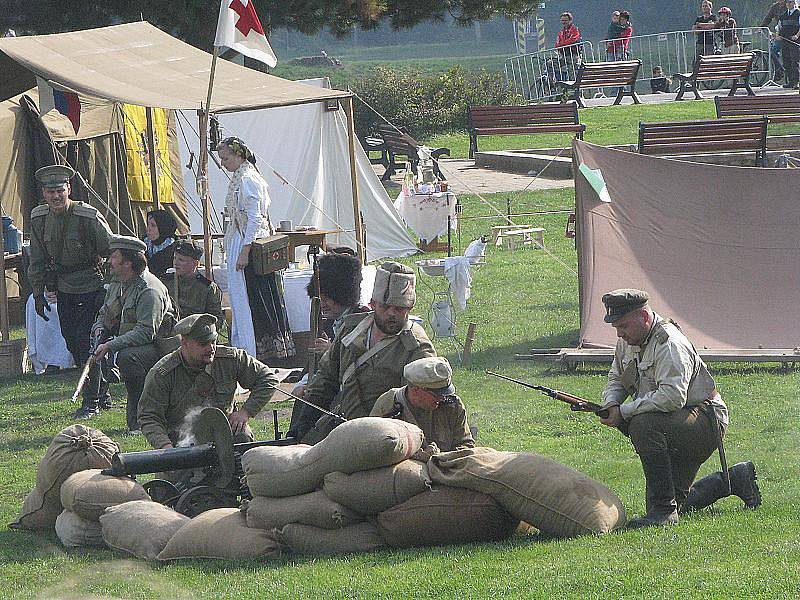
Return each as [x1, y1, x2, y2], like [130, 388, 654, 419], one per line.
[573, 139, 800, 350]
[176, 78, 417, 262]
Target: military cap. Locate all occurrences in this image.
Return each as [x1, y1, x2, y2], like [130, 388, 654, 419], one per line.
[371, 261, 416, 308]
[174, 240, 204, 260]
[35, 164, 75, 188]
[109, 235, 147, 253]
[602, 288, 650, 323]
[403, 357, 455, 396]
[174, 313, 218, 343]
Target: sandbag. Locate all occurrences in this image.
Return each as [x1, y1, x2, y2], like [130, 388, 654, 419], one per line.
[279, 522, 386, 556]
[60, 469, 150, 521]
[10, 425, 119, 530]
[323, 460, 431, 515]
[100, 500, 190, 560]
[243, 417, 423, 497]
[427, 447, 627, 537]
[244, 491, 361, 530]
[377, 486, 518, 547]
[55, 510, 105, 548]
[158, 508, 281, 561]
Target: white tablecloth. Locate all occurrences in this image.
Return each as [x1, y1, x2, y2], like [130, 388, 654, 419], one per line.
[394, 191, 457, 243]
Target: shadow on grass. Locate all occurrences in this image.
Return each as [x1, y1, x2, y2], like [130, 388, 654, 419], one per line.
[0, 434, 67, 454]
[464, 329, 581, 369]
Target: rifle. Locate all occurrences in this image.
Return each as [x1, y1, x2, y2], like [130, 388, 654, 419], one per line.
[308, 295, 321, 375]
[485, 370, 609, 418]
[70, 330, 108, 403]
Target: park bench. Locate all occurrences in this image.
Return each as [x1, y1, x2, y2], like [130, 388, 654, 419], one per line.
[373, 123, 450, 181]
[467, 103, 585, 158]
[715, 94, 800, 124]
[555, 60, 642, 108]
[673, 53, 755, 101]
[638, 117, 768, 166]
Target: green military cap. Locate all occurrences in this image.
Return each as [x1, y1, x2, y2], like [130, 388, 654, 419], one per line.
[35, 164, 75, 188]
[174, 313, 218, 343]
[109, 235, 147, 253]
[403, 357, 456, 396]
[602, 288, 650, 323]
[174, 240, 204, 260]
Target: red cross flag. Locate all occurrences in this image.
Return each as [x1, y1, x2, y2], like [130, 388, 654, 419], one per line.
[214, 0, 277, 67]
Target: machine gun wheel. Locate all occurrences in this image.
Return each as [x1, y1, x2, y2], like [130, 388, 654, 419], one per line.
[143, 479, 182, 506]
[174, 485, 239, 518]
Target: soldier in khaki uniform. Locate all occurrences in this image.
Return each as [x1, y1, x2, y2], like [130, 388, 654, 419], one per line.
[138, 313, 279, 450]
[91, 236, 176, 429]
[598, 289, 760, 528]
[371, 357, 474, 455]
[163, 240, 224, 323]
[28, 165, 112, 370]
[289, 262, 436, 443]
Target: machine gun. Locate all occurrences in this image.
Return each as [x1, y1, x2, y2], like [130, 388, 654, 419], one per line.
[486, 370, 609, 418]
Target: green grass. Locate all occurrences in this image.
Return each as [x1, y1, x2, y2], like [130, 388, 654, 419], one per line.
[1, 187, 798, 598]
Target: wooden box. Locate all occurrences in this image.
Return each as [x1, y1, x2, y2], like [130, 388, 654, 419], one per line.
[250, 234, 290, 275]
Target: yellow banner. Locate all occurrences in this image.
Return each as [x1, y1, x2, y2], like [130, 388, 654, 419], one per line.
[122, 104, 174, 203]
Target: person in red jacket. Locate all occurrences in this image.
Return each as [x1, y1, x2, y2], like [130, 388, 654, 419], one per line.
[555, 12, 582, 62]
[607, 10, 633, 61]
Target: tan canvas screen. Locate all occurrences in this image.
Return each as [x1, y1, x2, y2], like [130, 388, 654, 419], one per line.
[574, 140, 800, 350]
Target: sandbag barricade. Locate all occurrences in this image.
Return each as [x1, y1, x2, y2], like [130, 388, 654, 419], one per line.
[427, 447, 627, 537]
[278, 522, 386, 556]
[10, 425, 119, 530]
[55, 510, 106, 548]
[100, 500, 190, 560]
[60, 469, 151, 521]
[243, 417, 424, 497]
[243, 491, 362, 530]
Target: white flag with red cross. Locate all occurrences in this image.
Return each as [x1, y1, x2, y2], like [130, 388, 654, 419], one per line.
[214, 0, 277, 67]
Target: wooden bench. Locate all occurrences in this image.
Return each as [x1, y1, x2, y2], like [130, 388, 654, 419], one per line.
[467, 103, 585, 159]
[638, 117, 768, 166]
[491, 225, 545, 250]
[555, 60, 642, 108]
[674, 53, 755, 101]
[374, 124, 450, 181]
[715, 94, 800, 124]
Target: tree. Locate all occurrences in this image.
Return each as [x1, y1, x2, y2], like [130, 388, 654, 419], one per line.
[2, 0, 538, 49]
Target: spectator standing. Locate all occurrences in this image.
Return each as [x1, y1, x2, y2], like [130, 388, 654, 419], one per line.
[693, 1, 718, 58]
[715, 7, 739, 53]
[779, 0, 800, 88]
[761, 0, 787, 82]
[607, 10, 633, 61]
[555, 11, 582, 71]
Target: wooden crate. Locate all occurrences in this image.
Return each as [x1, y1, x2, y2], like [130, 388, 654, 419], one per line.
[0, 338, 26, 378]
[250, 234, 289, 275]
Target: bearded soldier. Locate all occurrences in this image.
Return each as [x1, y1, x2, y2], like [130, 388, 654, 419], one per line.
[163, 240, 224, 323]
[289, 262, 436, 443]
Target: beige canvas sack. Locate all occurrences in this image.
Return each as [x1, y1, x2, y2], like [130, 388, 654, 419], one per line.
[243, 417, 423, 497]
[244, 491, 362, 530]
[60, 469, 150, 521]
[278, 522, 386, 556]
[10, 425, 119, 530]
[427, 447, 627, 537]
[100, 500, 190, 560]
[323, 460, 431, 515]
[55, 510, 106, 548]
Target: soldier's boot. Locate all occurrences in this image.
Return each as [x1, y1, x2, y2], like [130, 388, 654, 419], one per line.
[683, 461, 761, 512]
[71, 398, 99, 420]
[627, 452, 679, 529]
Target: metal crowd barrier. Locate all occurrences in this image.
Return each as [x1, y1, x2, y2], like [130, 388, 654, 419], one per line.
[504, 41, 594, 101]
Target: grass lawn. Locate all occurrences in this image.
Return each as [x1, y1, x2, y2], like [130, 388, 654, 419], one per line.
[1, 185, 798, 598]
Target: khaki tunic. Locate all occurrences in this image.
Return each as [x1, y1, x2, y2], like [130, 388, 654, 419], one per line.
[138, 345, 279, 449]
[371, 387, 474, 452]
[306, 312, 436, 420]
[602, 313, 727, 425]
[164, 271, 224, 323]
[93, 269, 175, 354]
[28, 201, 112, 296]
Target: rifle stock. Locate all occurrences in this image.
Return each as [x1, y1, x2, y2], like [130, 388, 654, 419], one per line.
[308, 296, 321, 376]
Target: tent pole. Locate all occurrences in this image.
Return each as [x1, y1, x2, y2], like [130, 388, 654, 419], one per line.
[145, 107, 160, 209]
[342, 95, 364, 264]
[198, 47, 220, 280]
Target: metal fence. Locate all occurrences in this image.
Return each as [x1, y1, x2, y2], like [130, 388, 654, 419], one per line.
[505, 27, 774, 102]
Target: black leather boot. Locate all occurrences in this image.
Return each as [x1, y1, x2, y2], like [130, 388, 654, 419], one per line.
[682, 461, 761, 513]
[730, 461, 761, 509]
[71, 398, 99, 419]
[627, 451, 679, 528]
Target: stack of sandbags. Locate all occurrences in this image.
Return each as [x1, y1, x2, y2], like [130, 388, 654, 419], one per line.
[101, 500, 189, 560]
[427, 447, 627, 537]
[10, 425, 119, 531]
[55, 510, 105, 548]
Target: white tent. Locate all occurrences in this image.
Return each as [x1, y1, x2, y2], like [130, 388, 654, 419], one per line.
[176, 79, 418, 262]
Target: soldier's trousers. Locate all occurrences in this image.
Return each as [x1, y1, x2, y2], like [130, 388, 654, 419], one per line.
[118, 344, 163, 431]
[627, 405, 720, 508]
[57, 289, 105, 367]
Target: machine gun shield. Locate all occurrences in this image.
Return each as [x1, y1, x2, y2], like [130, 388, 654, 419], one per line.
[194, 407, 235, 488]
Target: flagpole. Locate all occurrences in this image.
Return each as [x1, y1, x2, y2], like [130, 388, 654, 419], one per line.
[198, 47, 220, 280]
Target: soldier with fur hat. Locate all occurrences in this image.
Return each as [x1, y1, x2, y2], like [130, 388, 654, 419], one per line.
[138, 313, 279, 449]
[371, 357, 474, 455]
[598, 288, 760, 528]
[28, 164, 112, 378]
[289, 261, 436, 443]
[163, 240, 224, 323]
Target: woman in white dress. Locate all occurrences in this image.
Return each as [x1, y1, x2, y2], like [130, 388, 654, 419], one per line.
[217, 136, 295, 361]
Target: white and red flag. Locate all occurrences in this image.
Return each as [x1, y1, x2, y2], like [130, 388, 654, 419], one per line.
[214, 0, 277, 67]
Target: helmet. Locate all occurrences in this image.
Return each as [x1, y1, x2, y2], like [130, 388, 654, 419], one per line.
[718, 6, 731, 13]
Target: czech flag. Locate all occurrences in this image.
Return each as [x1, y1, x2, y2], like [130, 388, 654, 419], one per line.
[36, 77, 81, 134]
